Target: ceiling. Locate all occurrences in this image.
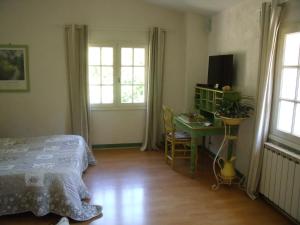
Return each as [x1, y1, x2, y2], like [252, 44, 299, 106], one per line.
[144, 0, 247, 15]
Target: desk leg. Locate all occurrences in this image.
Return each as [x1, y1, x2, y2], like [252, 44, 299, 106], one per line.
[190, 137, 197, 177]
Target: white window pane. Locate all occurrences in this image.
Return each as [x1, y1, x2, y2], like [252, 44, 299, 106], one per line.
[88, 47, 100, 65]
[101, 85, 113, 104]
[121, 48, 133, 66]
[133, 67, 144, 84]
[121, 85, 132, 103]
[277, 100, 294, 133]
[133, 85, 144, 103]
[134, 48, 145, 66]
[102, 67, 113, 85]
[101, 47, 113, 66]
[89, 66, 100, 85]
[280, 68, 297, 100]
[121, 67, 133, 84]
[89, 85, 101, 104]
[293, 104, 300, 136]
[283, 32, 300, 66]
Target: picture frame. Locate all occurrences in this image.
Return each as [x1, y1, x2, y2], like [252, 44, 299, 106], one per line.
[0, 45, 29, 91]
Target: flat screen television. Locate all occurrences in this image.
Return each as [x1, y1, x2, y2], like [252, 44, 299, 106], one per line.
[207, 54, 234, 89]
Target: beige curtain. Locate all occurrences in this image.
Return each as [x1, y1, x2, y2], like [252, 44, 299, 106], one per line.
[141, 27, 166, 151]
[246, 0, 285, 199]
[65, 25, 90, 144]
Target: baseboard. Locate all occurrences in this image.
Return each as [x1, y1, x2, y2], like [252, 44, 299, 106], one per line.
[92, 143, 142, 150]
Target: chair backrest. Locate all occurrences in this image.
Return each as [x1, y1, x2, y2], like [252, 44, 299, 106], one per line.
[162, 105, 175, 134]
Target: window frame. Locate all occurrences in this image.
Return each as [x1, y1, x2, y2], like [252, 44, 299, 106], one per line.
[88, 42, 148, 111]
[270, 23, 300, 150]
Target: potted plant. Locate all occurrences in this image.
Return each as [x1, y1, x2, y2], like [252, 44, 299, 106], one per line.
[216, 93, 254, 125]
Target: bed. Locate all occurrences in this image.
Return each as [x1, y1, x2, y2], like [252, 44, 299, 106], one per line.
[0, 135, 102, 221]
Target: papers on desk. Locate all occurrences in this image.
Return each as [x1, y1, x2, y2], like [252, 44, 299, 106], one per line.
[203, 122, 212, 126]
[178, 114, 192, 123]
[178, 115, 212, 126]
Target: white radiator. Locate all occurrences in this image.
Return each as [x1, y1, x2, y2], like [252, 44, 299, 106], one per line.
[260, 142, 300, 222]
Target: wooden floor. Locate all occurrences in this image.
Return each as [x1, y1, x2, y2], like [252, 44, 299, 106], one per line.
[0, 149, 293, 225]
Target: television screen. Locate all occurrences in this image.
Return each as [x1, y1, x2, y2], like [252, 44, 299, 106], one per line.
[207, 54, 233, 89]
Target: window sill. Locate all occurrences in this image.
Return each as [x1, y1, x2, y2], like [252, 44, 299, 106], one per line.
[268, 134, 300, 154]
[90, 105, 146, 111]
[265, 142, 300, 161]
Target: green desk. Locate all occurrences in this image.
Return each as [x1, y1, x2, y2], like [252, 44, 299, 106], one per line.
[174, 115, 225, 176]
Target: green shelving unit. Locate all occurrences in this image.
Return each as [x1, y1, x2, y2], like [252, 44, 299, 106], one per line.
[194, 87, 239, 124]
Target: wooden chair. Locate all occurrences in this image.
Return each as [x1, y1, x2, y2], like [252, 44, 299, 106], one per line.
[162, 106, 195, 169]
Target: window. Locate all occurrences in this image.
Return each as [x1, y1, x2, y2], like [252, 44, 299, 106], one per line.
[121, 48, 145, 103]
[88, 47, 114, 104]
[88, 45, 147, 108]
[271, 27, 300, 148]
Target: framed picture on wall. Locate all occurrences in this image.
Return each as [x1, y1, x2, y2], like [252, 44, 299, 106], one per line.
[0, 45, 29, 91]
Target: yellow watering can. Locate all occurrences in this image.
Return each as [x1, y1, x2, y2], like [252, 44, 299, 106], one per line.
[217, 156, 236, 179]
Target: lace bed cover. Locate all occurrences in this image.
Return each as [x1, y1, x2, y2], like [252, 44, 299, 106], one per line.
[0, 135, 102, 221]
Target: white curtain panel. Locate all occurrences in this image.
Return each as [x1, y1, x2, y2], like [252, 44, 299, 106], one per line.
[65, 25, 90, 145]
[246, 0, 284, 199]
[141, 27, 166, 151]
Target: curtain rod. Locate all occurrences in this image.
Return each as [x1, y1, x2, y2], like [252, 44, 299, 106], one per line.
[86, 26, 172, 33]
[56, 24, 173, 33]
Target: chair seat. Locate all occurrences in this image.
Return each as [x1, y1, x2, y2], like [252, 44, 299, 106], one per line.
[168, 131, 191, 140]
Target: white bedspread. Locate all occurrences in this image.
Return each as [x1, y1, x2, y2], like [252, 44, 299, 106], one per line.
[0, 135, 102, 221]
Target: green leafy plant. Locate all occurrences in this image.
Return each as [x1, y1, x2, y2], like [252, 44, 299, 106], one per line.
[216, 94, 254, 118]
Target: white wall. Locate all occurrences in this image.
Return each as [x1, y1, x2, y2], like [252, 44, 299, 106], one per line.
[282, 0, 300, 23]
[207, 0, 263, 176]
[184, 13, 209, 112]
[0, 0, 188, 145]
